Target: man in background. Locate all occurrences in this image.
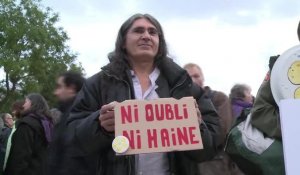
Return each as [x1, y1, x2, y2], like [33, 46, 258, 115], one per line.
[1, 114, 13, 130]
[184, 63, 243, 175]
[47, 71, 88, 175]
[0, 113, 13, 173]
[184, 63, 232, 145]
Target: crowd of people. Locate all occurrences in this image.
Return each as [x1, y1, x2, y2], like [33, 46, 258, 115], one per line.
[0, 13, 296, 175]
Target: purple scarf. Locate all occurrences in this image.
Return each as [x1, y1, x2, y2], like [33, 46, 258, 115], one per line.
[231, 99, 253, 118]
[40, 116, 54, 143]
[28, 113, 54, 143]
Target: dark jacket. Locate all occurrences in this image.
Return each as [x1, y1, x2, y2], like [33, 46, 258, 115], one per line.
[198, 88, 240, 175]
[204, 87, 233, 147]
[0, 126, 12, 173]
[4, 113, 50, 175]
[68, 58, 220, 175]
[47, 98, 98, 175]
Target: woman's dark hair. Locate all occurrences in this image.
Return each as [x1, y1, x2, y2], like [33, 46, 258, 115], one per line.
[25, 93, 51, 119]
[108, 13, 168, 73]
[229, 84, 251, 101]
[11, 100, 25, 119]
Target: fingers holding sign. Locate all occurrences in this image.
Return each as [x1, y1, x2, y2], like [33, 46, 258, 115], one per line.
[99, 101, 119, 132]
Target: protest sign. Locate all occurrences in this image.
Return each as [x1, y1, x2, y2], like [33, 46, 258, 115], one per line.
[271, 44, 300, 104]
[114, 97, 203, 155]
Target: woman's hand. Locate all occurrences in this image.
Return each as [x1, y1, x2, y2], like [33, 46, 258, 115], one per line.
[99, 101, 119, 132]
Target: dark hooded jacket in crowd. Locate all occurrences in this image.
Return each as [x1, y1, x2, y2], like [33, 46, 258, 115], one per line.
[4, 112, 52, 175]
[0, 123, 12, 173]
[67, 56, 220, 175]
[47, 97, 98, 175]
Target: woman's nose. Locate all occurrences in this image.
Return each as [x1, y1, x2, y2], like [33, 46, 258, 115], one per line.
[141, 31, 151, 40]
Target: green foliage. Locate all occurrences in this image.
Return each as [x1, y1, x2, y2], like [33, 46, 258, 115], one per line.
[0, 0, 84, 112]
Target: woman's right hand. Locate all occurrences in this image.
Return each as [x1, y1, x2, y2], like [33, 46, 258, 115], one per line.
[98, 101, 119, 132]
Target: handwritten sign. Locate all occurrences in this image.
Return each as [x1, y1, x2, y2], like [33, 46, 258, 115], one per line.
[114, 97, 203, 155]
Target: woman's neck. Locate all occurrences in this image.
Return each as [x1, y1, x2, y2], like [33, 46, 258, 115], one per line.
[129, 57, 155, 75]
[129, 58, 155, 95]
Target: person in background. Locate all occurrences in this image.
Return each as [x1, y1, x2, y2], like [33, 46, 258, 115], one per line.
[47, 71, 87, 175]
[2, 100, 24, 173]
[251, 20, 300, 141]
[184, 63, 232, 146]
[49, 108, 62, 125]
[0, 114, 13, 145]
[1, 114, 13, 129]
[53, 72, 85, 115]
[184, 63, 244, 175]
[0, 117, 3, 175]
[0, 118, 3, 130]
[67, 13, 219, 175]
[0, 113, 13, 173]
[4, 93, 53, 175]
[229, 84, 254, 118]
[11, 100, 25, 120]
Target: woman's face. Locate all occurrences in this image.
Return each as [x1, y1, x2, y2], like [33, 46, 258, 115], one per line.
[23, 98, 32, 112]
[124, 18, 159, 62]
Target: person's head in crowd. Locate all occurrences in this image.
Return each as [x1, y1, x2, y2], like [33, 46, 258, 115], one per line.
[22, 93, 51, 119]
[1, 113, 14, 128]
[183, 63, 205, 88]
[109, 13, 167, 70]
[229, 84, 253, 104]
[54, 71, 85, 103]
[11, 100, 24, 120]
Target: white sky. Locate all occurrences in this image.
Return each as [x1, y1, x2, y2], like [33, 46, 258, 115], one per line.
[38, 0, 300, 95]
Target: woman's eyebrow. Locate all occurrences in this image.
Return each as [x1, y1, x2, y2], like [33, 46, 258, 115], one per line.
[132, 26, 157, 30]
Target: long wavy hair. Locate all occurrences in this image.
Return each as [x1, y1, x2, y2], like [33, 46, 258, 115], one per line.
[23, 93, 51, 119]
[108, 13, 168, 74]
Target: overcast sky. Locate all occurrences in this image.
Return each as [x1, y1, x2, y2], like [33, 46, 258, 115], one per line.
[41, 0, 300, 95]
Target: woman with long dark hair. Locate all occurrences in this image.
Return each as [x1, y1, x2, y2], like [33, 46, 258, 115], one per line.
[4, 93, 53, 175]
[68, 13, 219, 175]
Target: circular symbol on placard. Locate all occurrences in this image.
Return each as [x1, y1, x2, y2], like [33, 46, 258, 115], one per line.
[112, 136, 129, 154]
[271, 45, 300, 104]
[288, 61, 300, 85]
[294, 87, 300, 99]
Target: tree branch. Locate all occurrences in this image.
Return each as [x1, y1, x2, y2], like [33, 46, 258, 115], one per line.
[5, 70, 9, 93]
[11, 82, 16, 92]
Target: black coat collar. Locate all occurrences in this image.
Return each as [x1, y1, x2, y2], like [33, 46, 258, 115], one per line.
[101, 57, 191, 88]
